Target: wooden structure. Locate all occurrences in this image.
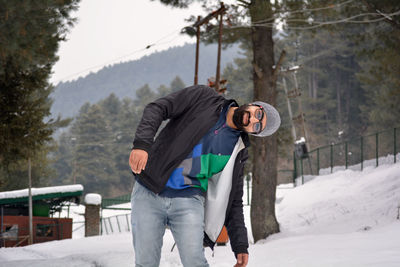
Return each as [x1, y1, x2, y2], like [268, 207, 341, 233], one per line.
[0, 184, 83, 247]
[188, 2, 227, 93]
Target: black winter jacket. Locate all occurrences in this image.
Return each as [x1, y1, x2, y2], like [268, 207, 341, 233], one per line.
[132, 85, 250, 256]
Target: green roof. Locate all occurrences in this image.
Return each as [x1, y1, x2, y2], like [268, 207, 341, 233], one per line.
[0, 185, 84, 205]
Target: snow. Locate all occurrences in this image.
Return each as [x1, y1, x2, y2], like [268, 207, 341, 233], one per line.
[1, 163, 400, 266]
[295, 137, 306, 144]
[0, 184, 84, 200]
[84, 193, 101, 205]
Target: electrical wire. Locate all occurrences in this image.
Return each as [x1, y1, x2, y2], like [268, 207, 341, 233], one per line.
[251, 0, 355, 24]
[52, 47, 150, 83]
[283, 10, 400, 30]
[52, 29, 185, 84]
[50, 3, 399, 83]
[51, 1, 359, 83]
[227, 10, 400, 30]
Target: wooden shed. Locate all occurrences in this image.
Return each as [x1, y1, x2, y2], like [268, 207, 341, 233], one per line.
[0, 184, 83, 247]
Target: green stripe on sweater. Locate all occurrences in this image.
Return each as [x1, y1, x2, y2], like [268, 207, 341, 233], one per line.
[196, 153, 231, 191]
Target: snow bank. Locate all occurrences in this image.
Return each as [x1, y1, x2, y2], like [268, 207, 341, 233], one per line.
[1, 163, 400, 266]
[277, 163, 400, 235]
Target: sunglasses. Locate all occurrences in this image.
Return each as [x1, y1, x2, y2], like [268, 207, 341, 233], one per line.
[252, 105, 264, 134]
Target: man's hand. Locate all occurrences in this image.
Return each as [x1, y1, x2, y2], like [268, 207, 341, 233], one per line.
[234, 253, 248, 267]
[129, 149, 148, 174]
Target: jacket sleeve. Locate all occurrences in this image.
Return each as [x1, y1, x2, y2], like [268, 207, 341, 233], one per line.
[225, 149, 249, 257]
[132, 85, 217, 152]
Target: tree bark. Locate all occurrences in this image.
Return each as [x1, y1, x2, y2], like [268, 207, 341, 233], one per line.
[312, 43, 318, 99]
[336, 67, 342, 129]
[249, 0, 280, 243]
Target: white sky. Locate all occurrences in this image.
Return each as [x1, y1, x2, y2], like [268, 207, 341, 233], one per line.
[51, 0, 208, 84]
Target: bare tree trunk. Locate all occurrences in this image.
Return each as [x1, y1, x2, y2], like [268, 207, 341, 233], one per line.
[345, 59, 351, 126]
[312, 43, 318, 99]
[308, 45, 313, 98]
[249, 0, 279, 243]
[336, 68, 342, 129]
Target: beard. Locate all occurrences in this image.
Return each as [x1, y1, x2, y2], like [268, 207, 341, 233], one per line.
[232, 104, 250, 131]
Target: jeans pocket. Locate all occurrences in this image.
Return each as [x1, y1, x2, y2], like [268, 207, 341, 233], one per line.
[193, 194, 205, 206]
[131, 181, 141, 199]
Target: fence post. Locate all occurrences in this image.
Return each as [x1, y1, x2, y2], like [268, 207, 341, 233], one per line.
[300, 158, 304, 184]
[108, 218, 113, 234]
[103, 218, 109, 235]
[361, 137, 364, 171]
[330, 144, 333, 173]
[116, 215, 121, 233]
[394, 128, 397, 164]
[345, 142, 348, 169]
[84, 194, 102, 237]
[317, 148, 320, 175]
[376, 132, 379, 167]
[246, 175, 250, 205]
[125, 214, 130, 231]
[293, 151, 297, 186]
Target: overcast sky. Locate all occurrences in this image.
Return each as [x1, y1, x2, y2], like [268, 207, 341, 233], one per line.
[51, 0, 208, 84]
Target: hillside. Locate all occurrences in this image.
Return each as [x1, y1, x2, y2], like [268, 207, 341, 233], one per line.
[51, 43, 239, 118]
[1, 163, 399, 266]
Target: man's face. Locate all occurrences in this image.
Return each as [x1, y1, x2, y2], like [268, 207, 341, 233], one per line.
[233, 104, 267, 134]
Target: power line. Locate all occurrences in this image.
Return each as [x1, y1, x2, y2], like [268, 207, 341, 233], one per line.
[228, 10, 400, 30]
[52, 29, 184, 84]
[52, 1, 355, 83]
[252, 0, 355, 24]
[284, 10, 400, 30]
[52, 3, 400, 83]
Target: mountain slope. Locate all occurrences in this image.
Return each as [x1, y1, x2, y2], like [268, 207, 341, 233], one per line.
[51, 43, 239, 118]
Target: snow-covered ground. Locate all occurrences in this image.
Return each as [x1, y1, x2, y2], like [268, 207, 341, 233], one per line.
[1, 163, 400, 266]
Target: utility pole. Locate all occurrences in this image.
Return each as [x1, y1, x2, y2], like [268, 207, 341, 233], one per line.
[194, 16, 201, 85]
[282, 77, 297, 141]
[282, 65, 313, 175]
[28, 157, 33, 245]
[72, 159, 77, 184]
[282, 66, 310, 147]
[215, 2, 225, 93]
[191, 2, 226, 89]
[292, 70, 311, 152]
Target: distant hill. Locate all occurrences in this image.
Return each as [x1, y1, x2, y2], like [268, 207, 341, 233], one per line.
[51, 43, 240, 118]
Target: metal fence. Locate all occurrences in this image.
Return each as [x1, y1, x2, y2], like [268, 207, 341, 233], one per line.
[101, 213, 131, 235]
[102, 194, 131, 209]
[293, 127, 400, 185]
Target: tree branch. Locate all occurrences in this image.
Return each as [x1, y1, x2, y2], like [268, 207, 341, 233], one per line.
[361, 0, 400, 31]
[272, 50, 286, 83]
[237, 0, 250, 7]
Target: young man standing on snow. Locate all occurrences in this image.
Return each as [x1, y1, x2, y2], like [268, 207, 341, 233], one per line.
[129, 85, 280, 267]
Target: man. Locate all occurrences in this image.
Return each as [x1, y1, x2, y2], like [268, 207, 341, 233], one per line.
[129, 85, 280, 267]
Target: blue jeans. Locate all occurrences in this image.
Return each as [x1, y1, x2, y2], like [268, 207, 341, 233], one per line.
[131, 182, 209, 267]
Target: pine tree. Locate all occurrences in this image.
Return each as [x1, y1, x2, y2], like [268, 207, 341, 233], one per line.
[71, 104, 114, 196]
[170, 76, 186, 92]
[113, 98, 138, 194]
[50, 132, 74, 186]
[356, 0, 400, 130]
[0, 0, 79, 190]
